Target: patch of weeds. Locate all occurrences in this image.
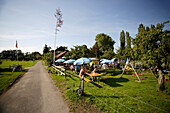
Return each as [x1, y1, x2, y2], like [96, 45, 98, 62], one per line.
[66, 89, 82, 103]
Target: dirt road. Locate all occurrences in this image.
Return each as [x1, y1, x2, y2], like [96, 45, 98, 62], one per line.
[0, 61, 69, 113]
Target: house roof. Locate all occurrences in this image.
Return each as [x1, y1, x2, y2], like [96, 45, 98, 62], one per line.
[56, 51, 67, 58]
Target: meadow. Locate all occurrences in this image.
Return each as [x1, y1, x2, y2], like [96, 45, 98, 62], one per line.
[0, 60, 38, 94]
[48, 67, 170, 113]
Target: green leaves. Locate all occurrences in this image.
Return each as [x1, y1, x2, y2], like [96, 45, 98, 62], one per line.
[65, 45, 94, 59]
[95, 33, 115, 52]
[94, 33, 115, 59]
[133, 21, 170, 68]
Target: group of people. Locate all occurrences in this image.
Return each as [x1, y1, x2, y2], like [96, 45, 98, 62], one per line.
[70, 63, 100, 81]
[78, 64, 100, 81]
[70, 64, 100, 76]
[70, 65, 79, 74]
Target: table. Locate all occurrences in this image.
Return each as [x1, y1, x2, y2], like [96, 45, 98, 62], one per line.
[85, 72, 103, 82]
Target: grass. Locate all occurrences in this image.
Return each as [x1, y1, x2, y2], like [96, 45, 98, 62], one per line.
[48, 67, 170, 113]
[0, 60, 38, 94]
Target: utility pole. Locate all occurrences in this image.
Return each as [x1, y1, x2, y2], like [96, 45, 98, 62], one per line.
[53, 8, 63, 64]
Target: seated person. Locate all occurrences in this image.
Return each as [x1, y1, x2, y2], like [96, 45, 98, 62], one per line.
[92, 65, 100, 81]
[93, 65, 100, 73]
[75, 65, 79, 74]
[70, 65, 74, 71]
[90, 64, 94, 72]
[103, 63, 107, 69]
[79, 66, 87, 77]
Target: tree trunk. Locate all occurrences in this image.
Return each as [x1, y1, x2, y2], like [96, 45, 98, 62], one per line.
[158, 70, 165, 91]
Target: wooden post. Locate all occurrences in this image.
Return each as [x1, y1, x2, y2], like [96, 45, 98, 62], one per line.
[82, 75, 84, 94]
[64, 68, 66, 79]
[120, 64, 127, 78]
[120, 61, 141, 83]
[130, 63, 141, 83]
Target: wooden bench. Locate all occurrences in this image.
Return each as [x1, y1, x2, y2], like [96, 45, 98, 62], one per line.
[51, 66, 65, 75]
[52, 64, 65, 71]
[85, 72, 103, 77]
[99, 76, 108, 80]
[51, 65, 72, 79]
[78, 75, 92, 82]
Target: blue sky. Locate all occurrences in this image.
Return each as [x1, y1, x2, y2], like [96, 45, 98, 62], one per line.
[0, 0, 170, 54]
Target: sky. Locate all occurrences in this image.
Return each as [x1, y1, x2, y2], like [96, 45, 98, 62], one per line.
[0, 0, 170, 54]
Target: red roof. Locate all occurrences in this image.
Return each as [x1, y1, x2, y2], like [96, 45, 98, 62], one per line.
[56, 51, 67, 58]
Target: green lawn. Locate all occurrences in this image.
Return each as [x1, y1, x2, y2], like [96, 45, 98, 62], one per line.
[48, 67, 170, 113]
[0, 60, 38, 94]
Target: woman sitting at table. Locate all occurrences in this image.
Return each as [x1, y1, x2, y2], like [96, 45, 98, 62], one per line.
[93, 65, 100, 73]
[92, 65, 100, 81]
[90, 63, 94, 72]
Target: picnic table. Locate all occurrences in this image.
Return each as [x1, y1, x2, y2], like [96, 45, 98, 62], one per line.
[85, 72, 103, 82]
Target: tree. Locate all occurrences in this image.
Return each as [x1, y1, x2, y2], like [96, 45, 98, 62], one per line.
[43, 44, 51, 55]
[120, 30, 125, 53]
[32, 52, 41, 60]
[24, 51, 41, 61]
[43, 52, 53, 66]
[134, 21, 170, 91]
[131, 24, 147, 61]
[95, 33, 115, 52]
[116, 30, 126, 60]
[90, 42, 101, 58]
[0, 50, 24, 60]
[94, 33, 115, 59]
[101, 50, 115, 59]
[126, 32, 131, 49]
[124, 32, 132, 59]
[64, 45, 94, 59]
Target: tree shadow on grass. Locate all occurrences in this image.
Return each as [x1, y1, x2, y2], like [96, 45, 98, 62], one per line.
[90, 82, 102, 88]
[106, 70, 137, 76]
[67, 75, 76, 81]
[0, 68, 27, 73]
[103, 70, 122, 77]
[101, 77, 129, 87]
[112, 70, 122, 76]
[0, 68, 12, 72]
